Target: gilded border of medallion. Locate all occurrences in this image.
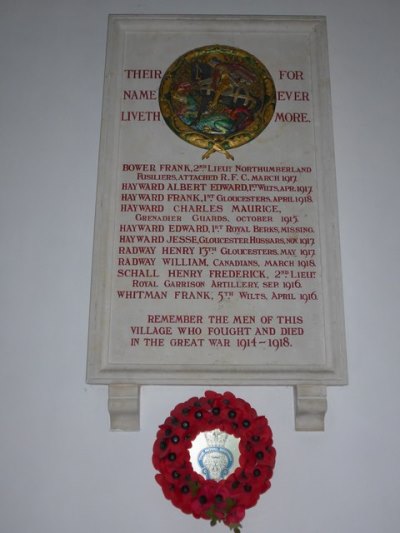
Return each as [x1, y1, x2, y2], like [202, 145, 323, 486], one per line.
[159, 44, 276, 160]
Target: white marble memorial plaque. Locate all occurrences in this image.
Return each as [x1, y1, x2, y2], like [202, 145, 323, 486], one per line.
[87, 15, 347, 431]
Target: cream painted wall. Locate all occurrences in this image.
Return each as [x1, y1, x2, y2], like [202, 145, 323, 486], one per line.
[1, 1, 399, 532]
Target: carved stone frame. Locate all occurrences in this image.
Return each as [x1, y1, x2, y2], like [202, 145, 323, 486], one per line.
[87, 15, 347, 431]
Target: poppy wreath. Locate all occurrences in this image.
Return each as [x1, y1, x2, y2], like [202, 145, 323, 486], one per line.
[152, 391, 276, 531]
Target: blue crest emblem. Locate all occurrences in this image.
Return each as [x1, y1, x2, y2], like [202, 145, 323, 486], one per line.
[197, 429, 235, 480]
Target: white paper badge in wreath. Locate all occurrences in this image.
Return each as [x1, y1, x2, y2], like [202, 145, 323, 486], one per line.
[190, 429, 241, 481]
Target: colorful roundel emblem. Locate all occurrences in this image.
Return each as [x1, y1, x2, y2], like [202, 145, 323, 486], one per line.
[159, 44, 276, 160]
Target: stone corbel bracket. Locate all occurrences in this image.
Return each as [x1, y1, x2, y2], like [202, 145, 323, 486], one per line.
[108, 384, 140, 431]
[294, 384, 327, 431]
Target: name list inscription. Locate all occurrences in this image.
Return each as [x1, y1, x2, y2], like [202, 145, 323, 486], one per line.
[115, 161, 320, 355]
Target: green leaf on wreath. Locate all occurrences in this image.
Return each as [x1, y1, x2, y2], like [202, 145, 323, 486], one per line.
[225, 498, 236, 512]
[227, 524, 242, 532]
[189, 480, 200, 496]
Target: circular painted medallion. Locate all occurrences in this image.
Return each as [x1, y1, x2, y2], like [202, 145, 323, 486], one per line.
[159, 44, 276, 160]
